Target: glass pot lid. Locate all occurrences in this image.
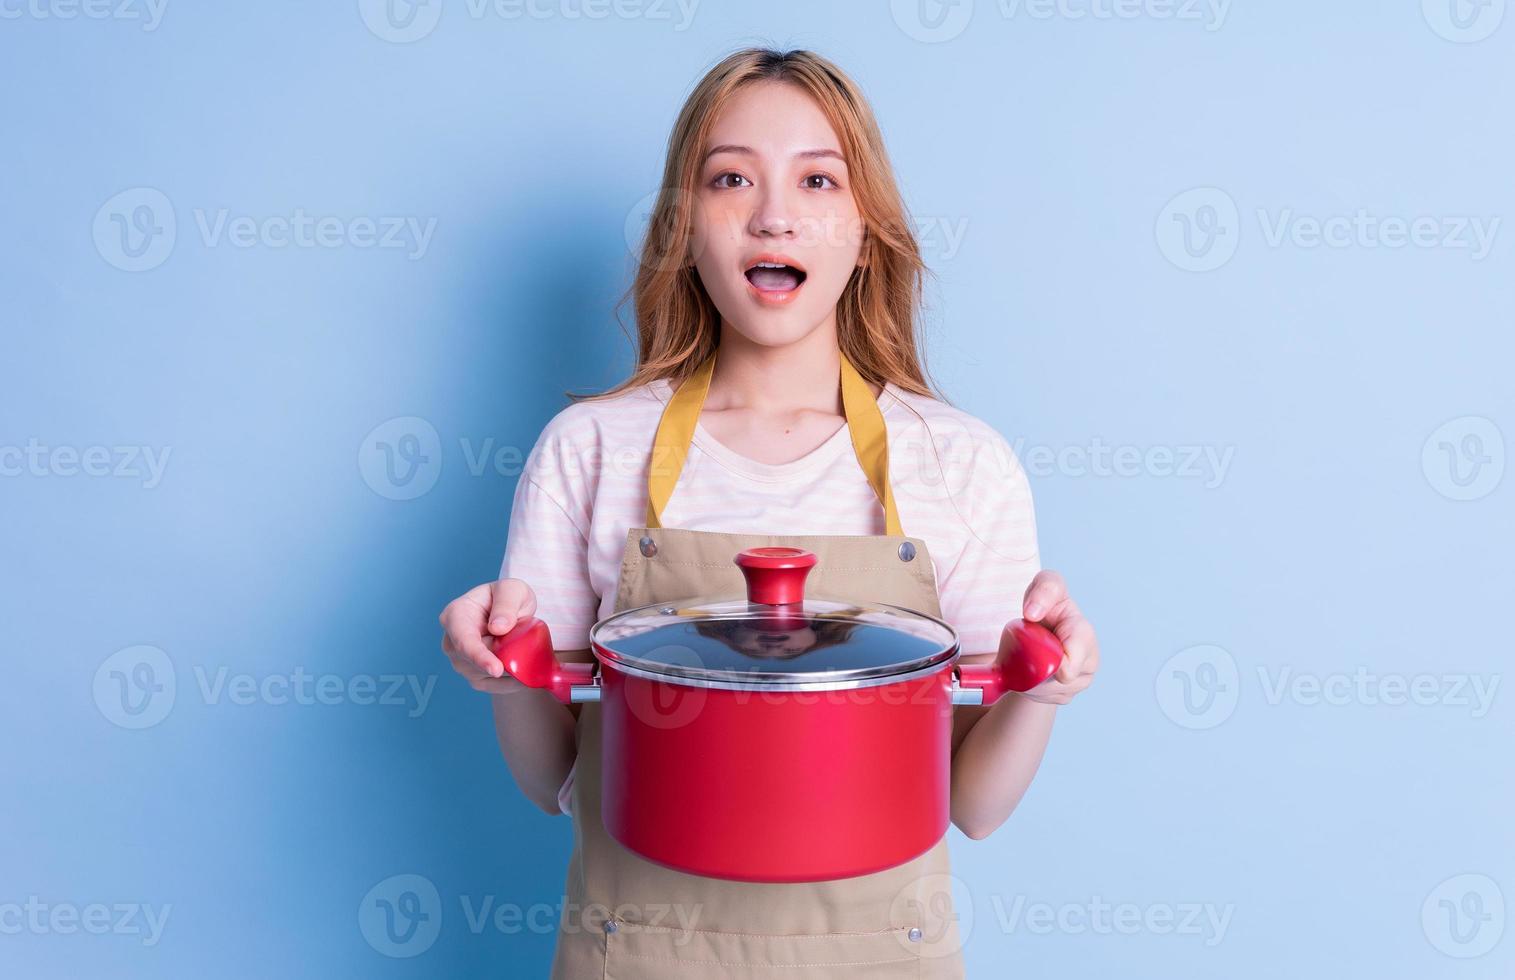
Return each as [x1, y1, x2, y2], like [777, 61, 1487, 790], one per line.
[589, 547, 959, 690]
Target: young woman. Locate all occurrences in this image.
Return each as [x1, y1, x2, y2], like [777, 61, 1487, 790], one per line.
[439, 47, 1100, 979]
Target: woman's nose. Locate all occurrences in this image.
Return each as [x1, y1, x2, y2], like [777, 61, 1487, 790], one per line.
[748, 185, 799, 237]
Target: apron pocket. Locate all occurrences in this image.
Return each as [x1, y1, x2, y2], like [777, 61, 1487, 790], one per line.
[604, 918, 923, 980]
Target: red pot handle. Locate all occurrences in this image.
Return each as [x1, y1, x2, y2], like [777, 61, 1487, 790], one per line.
[491, 617, 595, 704]
[956, 619, 1066, 704]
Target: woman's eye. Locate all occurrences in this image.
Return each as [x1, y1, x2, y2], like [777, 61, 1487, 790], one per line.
[710, 172, 842, 190]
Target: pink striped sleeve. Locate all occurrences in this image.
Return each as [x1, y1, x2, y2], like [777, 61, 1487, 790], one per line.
[936, 429, 1042, 657]
[498, 424, 598, 818]
[498, 453, 599, 654]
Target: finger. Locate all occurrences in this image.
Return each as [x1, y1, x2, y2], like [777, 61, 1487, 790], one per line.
[487, 579, 537, 635]
[1054, 655, 1076, 685]
[1022, 570, 1067, 622]
[1050, 612, 1093, 682]
[441, 583, 509, 677]
[448, 647, 527, 695]
[441, 631, 496, 680]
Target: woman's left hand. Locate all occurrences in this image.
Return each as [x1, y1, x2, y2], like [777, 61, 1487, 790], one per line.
[1018, 569, 1099, 705]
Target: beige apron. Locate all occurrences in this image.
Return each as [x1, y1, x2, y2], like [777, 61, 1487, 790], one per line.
[549, 346, 967, 979]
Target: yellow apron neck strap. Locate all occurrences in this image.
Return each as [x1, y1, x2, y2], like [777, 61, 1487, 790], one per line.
[645, 344, 903, 536]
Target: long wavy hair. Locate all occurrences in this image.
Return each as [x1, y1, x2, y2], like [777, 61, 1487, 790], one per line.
[569, 47, 949, 406]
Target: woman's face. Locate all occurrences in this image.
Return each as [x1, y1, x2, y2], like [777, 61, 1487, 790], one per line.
[689, 81, 865, 348]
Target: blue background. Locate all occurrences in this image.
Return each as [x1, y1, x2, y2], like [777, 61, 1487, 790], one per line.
[2, 2, 1511, 977]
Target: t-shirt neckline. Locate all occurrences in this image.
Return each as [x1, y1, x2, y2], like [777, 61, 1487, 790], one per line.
[652, 378, 904, 484]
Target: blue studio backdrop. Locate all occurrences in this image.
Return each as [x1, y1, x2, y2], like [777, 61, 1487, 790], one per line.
[2, 3, 1511, 978]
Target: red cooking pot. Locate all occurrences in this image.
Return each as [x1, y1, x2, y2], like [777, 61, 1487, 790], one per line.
[493, 546, 1064, 883]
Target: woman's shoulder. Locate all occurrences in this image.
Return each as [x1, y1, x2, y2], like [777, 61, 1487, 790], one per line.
[882, 383, 1021, 463]
[534, 377, 672, 448]
[881, 383, 1032, 541]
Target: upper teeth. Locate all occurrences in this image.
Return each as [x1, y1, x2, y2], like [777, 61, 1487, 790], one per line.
[754, 262, 788, 269]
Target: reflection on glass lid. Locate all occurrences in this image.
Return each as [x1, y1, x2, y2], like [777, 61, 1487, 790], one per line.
[591, 595, 959, 685]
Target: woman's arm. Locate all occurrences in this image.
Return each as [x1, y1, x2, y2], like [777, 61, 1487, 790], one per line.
[949, 570, 1100, 839]
[440, 578, 584, 815]
[490, 686, 579, 815]
[950, 681, 1058, 840]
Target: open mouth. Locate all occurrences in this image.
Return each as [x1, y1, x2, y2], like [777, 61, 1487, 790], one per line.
[744, 258, 808, 293]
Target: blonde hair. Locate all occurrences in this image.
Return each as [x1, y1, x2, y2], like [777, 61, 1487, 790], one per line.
[570, 47, 950, 406]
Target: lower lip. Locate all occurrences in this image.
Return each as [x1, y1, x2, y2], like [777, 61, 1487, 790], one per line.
[745, 274, 805, 306]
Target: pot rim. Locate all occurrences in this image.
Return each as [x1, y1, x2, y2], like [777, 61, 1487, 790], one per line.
[590, 641, 963, 692]
[589, 594, 961, 689]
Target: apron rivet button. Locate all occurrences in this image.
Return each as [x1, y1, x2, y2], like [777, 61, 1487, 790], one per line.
[604, 919, 618, 934]
[639, 535, 657, 558]
[897, 541, 916, 562]
[908, 927, 922, 942]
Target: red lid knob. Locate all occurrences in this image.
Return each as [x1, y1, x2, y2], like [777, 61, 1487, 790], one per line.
[734, 547, 817, 605]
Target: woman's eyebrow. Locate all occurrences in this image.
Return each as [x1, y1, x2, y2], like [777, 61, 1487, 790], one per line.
[703, 144, 846, 164]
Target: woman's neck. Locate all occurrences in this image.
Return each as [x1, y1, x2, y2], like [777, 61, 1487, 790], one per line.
[705, 320, 846, 415]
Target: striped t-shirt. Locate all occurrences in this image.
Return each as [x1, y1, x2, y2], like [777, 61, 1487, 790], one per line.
[498, 377, 1042, 814]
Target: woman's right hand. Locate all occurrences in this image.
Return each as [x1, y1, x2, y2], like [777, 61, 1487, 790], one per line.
[439, 578, 538, 695]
